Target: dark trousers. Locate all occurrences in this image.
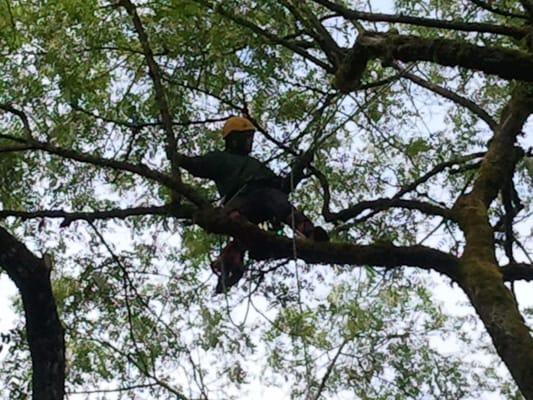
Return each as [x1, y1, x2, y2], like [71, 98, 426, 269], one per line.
[214, 187, 315, 293]
[224, 187, 312, 228]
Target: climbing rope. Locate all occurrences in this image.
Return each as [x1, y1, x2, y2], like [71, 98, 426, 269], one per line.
[289, 170, 313, 397]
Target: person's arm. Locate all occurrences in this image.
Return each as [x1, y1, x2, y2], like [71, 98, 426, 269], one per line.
[178, 152, 221, 179]
[280, 150, 314, 193]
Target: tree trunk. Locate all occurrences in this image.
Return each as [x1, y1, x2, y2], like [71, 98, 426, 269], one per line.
[455, 199, 533, 399]
[0, 227, 65, 400]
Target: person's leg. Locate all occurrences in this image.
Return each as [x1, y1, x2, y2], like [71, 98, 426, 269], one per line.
[243, 188, 329, 241]
[212, 188, 329, 293]
[209, 195, 257, 294]
[284, 207, 329, 241]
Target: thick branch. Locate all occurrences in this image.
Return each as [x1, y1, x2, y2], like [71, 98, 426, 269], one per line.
[452, 86, 533, 399]
[194, 208, 460, 280]
[335, 32, 533, 92]
[0, 143, 36, 153]
[469, 87, 532, 207]
[313, 0, 528, 38]
[0, 226, 64, 400]
[330, 198, 453, 222]
[501, 263, 533, 282]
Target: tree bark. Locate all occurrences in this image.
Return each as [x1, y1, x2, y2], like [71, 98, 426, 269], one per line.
[0, 227, 65, 400]
[193, 207, 459, 278]
[455, 199, 533, 399]
[335, 31, 533, 92]
[452, 86, 533, 399]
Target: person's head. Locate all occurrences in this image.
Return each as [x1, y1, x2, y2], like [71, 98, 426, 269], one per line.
[222, 116, 256, 155]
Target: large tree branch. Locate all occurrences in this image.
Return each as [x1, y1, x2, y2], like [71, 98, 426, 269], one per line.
[452, 85, 533, 399]
[468, 88, 532, 207]
[194, 208, 460, 279]
[0, 226, 64, 400]
[501, 263, 533, 282]
[335, 32, 533, 92]
[0, 143, 36, 153]
[312, 0, 528, 38]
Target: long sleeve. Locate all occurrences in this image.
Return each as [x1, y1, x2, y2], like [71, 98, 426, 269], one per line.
[179, 152, 222, 179]
[179, 150, 284, 198]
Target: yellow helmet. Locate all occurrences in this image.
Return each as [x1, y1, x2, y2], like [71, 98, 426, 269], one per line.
[222, 116, 255, 138]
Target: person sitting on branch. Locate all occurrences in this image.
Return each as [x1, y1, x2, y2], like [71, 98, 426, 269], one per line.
[180, 116, 329, 293]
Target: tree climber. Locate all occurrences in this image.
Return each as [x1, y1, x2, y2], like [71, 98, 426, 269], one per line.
[180, 116, 329, 293]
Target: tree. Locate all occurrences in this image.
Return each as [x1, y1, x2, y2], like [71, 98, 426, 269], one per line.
[0, 0, 532, 398]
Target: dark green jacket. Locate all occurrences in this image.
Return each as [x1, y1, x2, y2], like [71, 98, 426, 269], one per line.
[181, 151, 282, 198]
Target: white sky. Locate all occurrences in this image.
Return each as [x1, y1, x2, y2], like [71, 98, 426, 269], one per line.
[1, 0, 532, 399]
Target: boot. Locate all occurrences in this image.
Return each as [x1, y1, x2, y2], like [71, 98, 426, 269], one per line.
[309, 226, 329, 242]
[294, 220, 329, 242]
[211, 241, 245, 294]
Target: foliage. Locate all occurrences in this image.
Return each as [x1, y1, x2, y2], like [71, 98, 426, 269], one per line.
[0, 0, 532, 399]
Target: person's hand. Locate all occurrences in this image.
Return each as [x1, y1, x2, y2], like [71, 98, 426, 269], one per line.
[298, 149, 314, 166]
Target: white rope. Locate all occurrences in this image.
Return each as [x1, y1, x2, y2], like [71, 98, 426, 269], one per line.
[289, 170, 313, 398]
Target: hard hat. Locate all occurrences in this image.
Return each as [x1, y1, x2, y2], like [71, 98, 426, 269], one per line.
[222, 116, 255, 138]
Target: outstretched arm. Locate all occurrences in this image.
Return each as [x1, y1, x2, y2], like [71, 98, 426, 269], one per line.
[178, 152, 221, 179]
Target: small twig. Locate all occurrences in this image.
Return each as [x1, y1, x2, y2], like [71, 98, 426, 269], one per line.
[88, 221, 151, 374]
[71, 103, 228, 129]
[325, 151, 486, 223]
[195, 0, 333, 72]
[66, 383, 158, 395]
[92, 338, 189, 399]
[312, 340, 348, 400]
